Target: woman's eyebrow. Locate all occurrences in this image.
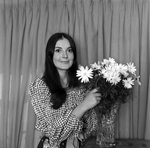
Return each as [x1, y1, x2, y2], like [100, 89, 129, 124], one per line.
[55, 46, 72, 49]
[55, 46, 61, 49]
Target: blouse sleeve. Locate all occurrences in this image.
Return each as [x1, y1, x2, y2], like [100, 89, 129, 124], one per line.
[82, 109, 98, 135]
[29, 78, 83, 146]
[79, 88, 98, 135]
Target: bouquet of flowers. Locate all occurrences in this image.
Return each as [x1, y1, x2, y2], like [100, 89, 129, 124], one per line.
[76, 57, 141, 115]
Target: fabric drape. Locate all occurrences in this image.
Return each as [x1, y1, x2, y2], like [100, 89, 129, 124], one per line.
[0, 0, 150, 148]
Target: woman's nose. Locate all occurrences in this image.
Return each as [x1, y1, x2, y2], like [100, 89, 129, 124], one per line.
[62, 51, 68, 58]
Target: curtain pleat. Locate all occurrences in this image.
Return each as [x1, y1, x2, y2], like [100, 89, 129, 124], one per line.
[0, 0, 150, 148]
[87, 0, 98, 64]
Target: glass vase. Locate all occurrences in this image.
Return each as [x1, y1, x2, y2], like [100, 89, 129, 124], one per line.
[95, 102, 120, 148]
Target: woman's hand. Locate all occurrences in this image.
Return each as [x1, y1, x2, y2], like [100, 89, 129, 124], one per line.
[81, 88, 101, 111]
[72, 88, 101, 118]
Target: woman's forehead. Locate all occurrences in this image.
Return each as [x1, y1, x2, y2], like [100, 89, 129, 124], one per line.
[55, 38, 71, 48]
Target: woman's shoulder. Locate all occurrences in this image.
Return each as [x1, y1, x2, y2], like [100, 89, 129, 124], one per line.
[29, 77, 49, 95]
[30, 77, 47, 88]
[29, 78, 51, 105]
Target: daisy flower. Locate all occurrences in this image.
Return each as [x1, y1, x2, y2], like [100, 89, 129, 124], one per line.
[118, 64, 128, 77]
[90, 62, 101, 70]
[104, 68, 121, 85]
[123, 77, 134, 88]
[108, 57, 116, 64]
[102, 59, 110, 66]
[76, 66, 93, 83]
[127, 63, 136, 74]
[109, 72, 121, 85]
[101, 66, 111, 79]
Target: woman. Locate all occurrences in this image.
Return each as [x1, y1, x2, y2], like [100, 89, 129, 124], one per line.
[29, 32, 101, 148]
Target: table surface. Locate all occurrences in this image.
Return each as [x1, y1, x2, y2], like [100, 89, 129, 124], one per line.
[115, 139, 150, 148]
[81, 137, 150, 148]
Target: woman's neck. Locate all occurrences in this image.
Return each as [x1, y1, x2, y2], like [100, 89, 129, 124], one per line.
[59, 71, 68, 88]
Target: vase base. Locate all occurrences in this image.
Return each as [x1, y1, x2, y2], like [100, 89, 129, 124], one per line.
[97, 141, 121, 148]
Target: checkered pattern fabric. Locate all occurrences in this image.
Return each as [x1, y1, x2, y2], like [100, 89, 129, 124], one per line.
[29, 78, 98, 147]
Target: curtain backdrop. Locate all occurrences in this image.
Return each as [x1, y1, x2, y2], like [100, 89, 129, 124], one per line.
[0, 0, 150, 148]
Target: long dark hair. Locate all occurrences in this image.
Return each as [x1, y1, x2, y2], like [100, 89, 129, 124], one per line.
[42, 32, 79, 109]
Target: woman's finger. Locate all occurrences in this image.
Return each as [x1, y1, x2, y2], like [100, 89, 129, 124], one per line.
[95, 96, 101, 103]
[95, 93, 101, 97]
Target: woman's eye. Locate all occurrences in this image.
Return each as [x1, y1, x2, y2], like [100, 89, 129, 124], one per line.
[68, 48, 73, 53]
[55, 49, 61, 53]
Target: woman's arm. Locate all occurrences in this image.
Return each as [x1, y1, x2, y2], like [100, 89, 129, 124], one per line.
[73, 88, 99, 135]
[82, 109, 98, 135]
[72, 88, 101, 118]
[29, 78, 83, 147]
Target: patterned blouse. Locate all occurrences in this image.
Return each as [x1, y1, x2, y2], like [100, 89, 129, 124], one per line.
[29, 78, 98, 148]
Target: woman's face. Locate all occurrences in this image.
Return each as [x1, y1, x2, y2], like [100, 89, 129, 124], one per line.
[53, 38, 74, 73]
